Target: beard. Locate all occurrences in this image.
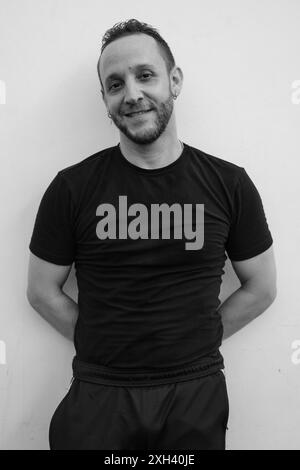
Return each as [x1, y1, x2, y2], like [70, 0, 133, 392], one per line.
[109, 92, 174, 145]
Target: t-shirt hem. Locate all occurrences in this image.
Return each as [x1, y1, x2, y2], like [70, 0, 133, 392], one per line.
[72, 352, 224, 386]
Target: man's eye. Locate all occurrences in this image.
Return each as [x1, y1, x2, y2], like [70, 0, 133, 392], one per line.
[110, 83, 120, 90]
[109, 73, 152, 91]
[140, 73, 152, 79]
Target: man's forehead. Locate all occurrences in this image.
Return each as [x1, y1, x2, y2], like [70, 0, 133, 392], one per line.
[100, 34, 163, 78]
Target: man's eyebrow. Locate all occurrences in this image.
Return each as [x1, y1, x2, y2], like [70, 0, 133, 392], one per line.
[105, 64, 156, 85]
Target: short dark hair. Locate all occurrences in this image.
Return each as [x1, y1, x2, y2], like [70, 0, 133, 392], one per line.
[97, 18, 176, 92]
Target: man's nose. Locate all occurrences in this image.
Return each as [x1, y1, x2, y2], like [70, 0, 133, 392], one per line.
[123, 79, 144, 104]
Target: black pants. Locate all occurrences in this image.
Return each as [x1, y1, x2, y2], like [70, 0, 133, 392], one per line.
[49, 369, 229, 450]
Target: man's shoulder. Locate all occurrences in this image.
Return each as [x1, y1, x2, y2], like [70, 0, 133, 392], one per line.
[186, 143, 244, 183]
[58, 145, 116, 178]
[187, 143, 243, 171]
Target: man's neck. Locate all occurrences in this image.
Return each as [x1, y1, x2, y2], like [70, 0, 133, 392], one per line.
[119, 137, 184, 170]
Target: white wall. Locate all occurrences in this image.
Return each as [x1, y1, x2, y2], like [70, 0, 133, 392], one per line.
[0, 0, 299, 450]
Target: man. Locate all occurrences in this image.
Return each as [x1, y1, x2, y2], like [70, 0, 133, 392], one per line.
[27, 19, 277, 450]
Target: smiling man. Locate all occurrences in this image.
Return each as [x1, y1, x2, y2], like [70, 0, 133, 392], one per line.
[27, 19, 277, 450]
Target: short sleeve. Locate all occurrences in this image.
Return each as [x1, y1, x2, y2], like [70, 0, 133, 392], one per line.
[29, 172, 76, 265]
[225, 168, 273, 261]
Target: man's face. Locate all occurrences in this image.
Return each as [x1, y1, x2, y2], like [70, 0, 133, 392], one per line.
[99, 34, 176, 145]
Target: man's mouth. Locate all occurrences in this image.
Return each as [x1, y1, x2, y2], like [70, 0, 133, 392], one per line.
[124, 109, 153, 117]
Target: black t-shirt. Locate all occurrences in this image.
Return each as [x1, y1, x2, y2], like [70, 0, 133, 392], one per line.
[29, 142, 273, 369]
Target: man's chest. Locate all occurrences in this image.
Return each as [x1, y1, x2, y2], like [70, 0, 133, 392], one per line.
[73, 180, 231, 268]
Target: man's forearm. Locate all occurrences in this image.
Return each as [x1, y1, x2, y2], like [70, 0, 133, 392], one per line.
[218, 283, 275, 341]
[28, 290, 79, 342]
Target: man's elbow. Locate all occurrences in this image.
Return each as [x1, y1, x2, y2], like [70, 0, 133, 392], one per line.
[267, 285, 277, 305]
[243, 278, 277, 311]
[262, 283, 277, 309]
[26, 289, 38, 307]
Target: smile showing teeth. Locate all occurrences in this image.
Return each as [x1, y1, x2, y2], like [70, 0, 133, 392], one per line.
[126, 110, 152, 117]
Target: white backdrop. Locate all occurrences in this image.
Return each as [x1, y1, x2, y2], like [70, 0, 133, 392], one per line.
[0, 0, 299, 450]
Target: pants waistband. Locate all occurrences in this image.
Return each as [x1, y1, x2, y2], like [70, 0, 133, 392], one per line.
[72, 352, 224, 387]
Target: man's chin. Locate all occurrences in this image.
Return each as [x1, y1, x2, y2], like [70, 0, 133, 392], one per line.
[114, 123, 158, 144]
[123, 133, 160, 145]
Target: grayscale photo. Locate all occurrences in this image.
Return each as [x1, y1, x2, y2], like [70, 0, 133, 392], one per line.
[0, 0, 299, 451]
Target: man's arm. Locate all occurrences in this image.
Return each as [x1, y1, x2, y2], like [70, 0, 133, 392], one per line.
[219, 245, 277, 340]
[26, 252, 78, 342]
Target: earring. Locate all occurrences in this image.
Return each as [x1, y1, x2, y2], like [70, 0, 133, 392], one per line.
[173, 93, 178, 100]
[108, 112, 112, 118]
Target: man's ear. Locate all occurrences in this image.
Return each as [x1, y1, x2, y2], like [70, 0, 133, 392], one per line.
[171, 66, 184, 95]
[101, 89, 109, 112]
